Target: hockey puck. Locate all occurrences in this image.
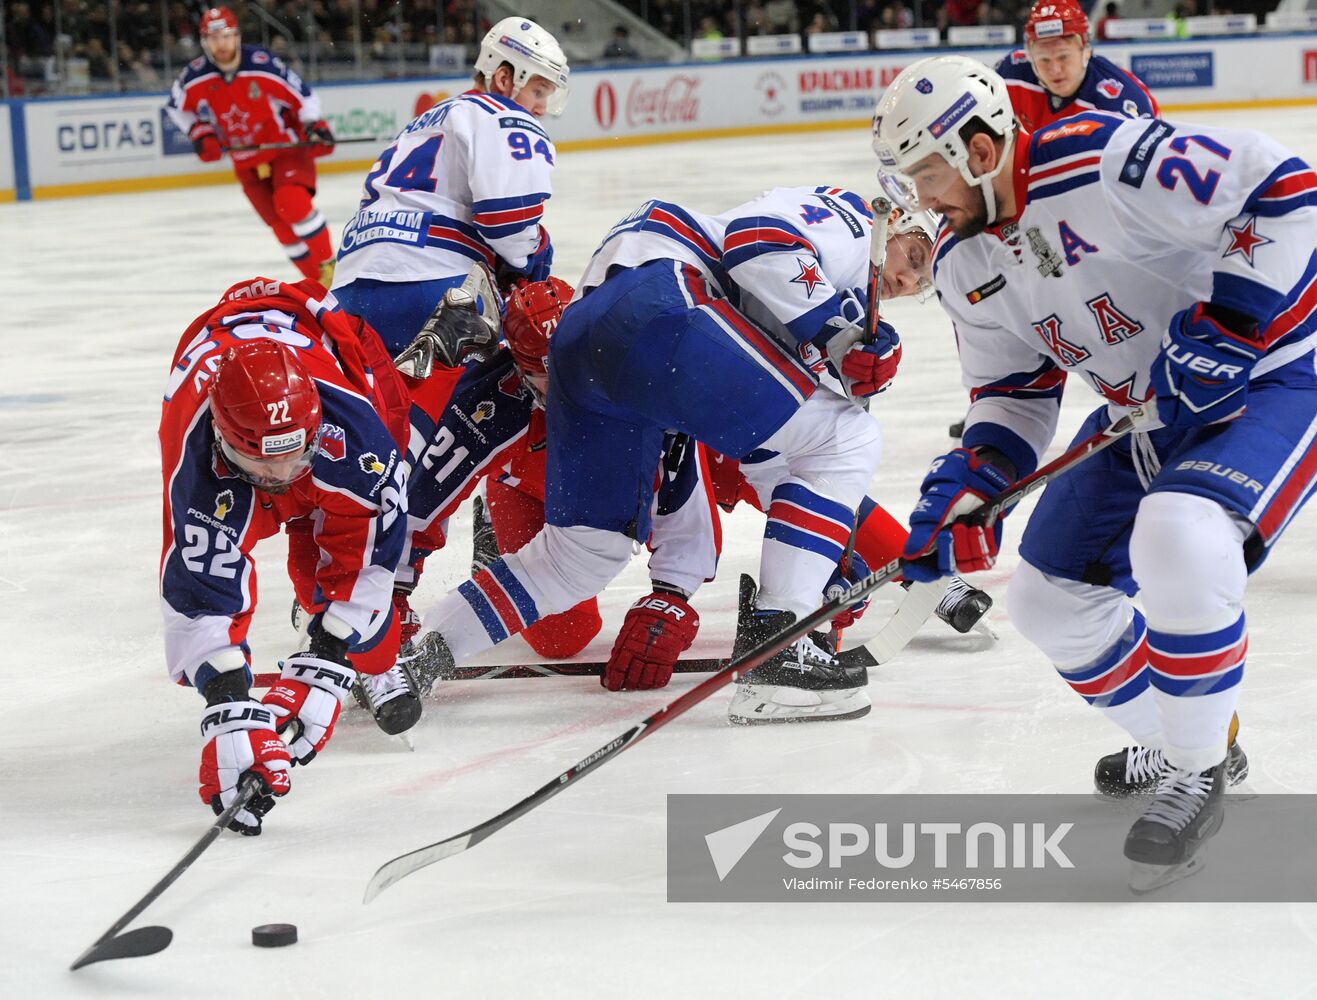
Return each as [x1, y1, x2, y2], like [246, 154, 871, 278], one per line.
[251, 923, 298, 948]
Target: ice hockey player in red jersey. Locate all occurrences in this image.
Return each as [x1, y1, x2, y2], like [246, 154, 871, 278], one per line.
[160, 276, 413, 835]
[996, 0, 1158, 133]
[164, 7, 337, 284]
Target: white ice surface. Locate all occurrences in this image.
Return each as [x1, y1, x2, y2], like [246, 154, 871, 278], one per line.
[4, 107, 1317, 999]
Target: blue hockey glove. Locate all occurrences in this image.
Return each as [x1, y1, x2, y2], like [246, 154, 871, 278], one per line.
[902, 449, 1012, 583]
[1150, 304, 1264, 428]
[825, 548, 873, 629]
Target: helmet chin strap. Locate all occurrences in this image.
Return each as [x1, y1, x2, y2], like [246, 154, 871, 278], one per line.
[965, 128, 1016, 226]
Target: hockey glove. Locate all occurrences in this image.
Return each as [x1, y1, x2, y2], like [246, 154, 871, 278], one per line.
[199, 697, 291, 836]
[1150, 304, 1264, 428]
[190, 123, 223, 163]
[498, 227, 555, 291]
[261, 629, 356, 765]
[603, 590, 700, 691]
[817, 288, 902, 397]
[902, 448, 1012, 583]
[305, 118, 335, 148]
[825, 549, 873, 631]
[840, 320, 903, 397]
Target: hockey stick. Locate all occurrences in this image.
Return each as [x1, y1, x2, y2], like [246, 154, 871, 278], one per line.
[69, 775, 262, 970]
[253, 646, 879, 689]
[222, 135, 387, 154]
[832, 195, 893, 646]
[362, 404, 1152, 902]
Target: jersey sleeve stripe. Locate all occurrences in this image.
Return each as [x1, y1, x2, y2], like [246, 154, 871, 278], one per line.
[1244, 158, 1317, 217]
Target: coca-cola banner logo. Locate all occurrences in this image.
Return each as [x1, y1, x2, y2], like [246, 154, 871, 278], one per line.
[594, 82, 618, 129]
[594, 75, 702, 131]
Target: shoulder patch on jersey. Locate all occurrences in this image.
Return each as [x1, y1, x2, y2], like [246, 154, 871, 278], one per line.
[1028, 112, 1122, 167]
[498, 115, 549, 139]
[1096, 78, 1123, 99]
[319, 424, 346, 461]
[1011, 49, 1029, 64]
[1118, 119, 1175, 188]
[252, 50, 270, 64]
[1038, 118, 1104, 144]
[966, 273, 1006, 304]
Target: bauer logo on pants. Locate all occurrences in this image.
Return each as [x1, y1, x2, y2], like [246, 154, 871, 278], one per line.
[667, 794, 1317, 902]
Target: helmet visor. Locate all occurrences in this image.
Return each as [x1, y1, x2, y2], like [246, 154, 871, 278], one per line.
[219, 424, 323, 492]
[882, 230, 936, 303]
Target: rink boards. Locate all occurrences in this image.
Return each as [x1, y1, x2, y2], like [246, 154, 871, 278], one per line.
[3, 32, 1317, 202]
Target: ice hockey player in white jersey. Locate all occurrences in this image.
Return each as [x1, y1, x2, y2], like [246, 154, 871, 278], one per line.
[409, 185, 906, 723]
[873, 55, 1317, 875]
[331, 17, 568, 353]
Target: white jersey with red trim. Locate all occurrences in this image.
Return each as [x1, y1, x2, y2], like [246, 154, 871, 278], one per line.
[575, 185, 876, 356]
[333, 90, 555, 286]
[931, 112, 1317, 478]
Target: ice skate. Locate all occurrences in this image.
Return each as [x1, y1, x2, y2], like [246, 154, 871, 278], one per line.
[728, 575, 870, 725]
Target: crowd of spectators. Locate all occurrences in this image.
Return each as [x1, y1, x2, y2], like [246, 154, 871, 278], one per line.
[2, 0, 493, 96]
[1, 0, 1262, 97]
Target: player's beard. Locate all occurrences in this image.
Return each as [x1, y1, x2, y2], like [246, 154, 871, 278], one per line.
[947, 186, 990, 240]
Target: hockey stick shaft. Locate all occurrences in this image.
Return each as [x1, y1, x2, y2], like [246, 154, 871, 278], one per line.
[223, 135, 386, 153]
[363, 406, 1151, 901]
[70, 775, 261, 970]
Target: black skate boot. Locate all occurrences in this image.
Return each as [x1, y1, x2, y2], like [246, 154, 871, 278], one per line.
[400, 630, 456, 698]
[1124, 758, 1228, 883]
[727, 575, 870, 725]
[470, 494, 499, 575]
[353, 663, 423, 735]
[1095, 713, 1248, 797]
[934, 577, 994, 634]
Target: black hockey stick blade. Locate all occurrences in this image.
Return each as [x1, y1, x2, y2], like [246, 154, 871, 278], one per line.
[363, 408, 1150, 902]
[70, 926, 174, 970]
[69, 776, 261, 971]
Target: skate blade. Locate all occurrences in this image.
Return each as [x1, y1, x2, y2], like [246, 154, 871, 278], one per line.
[971, 618, 999, 641]
[395, 731, 416, 751]
[1128, 855, 1205, 895]
[728, 703, 872, 726]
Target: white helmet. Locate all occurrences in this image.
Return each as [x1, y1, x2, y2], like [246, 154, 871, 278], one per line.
[476, 17, 571, 116]
[872, 55, 1017, 225]
[892, 206, 939, 244]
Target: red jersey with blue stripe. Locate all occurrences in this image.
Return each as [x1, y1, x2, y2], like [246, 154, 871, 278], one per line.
[159, 278, 409, 688]
[995, 51, 1158, 133]
[930, 112, 1317, 486]
[164, 45, 321, 167]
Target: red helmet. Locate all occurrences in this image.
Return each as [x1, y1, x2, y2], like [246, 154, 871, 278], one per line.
[1025, 0, 1090, 43]
[200, 6, 239, 37]
[503, 276, 574, 403]
[210, 340, 322, 492]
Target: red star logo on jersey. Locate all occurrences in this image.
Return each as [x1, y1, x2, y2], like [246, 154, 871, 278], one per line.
[1090, 371, 1151, 408]
[1222, 216, 1273, 267]
[219, 106, 251, 136]
[790, 258, 824, 298]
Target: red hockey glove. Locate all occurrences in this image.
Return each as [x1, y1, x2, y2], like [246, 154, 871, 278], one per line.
[393, 588, 422, 647]
[262, 641, 356, 765]
[840, 320, 903, 397]
[199, 699, 291, 836]
[603, 591, 700, 691]
[304, 119, 335, 155]
[190, 123, 223, 163]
